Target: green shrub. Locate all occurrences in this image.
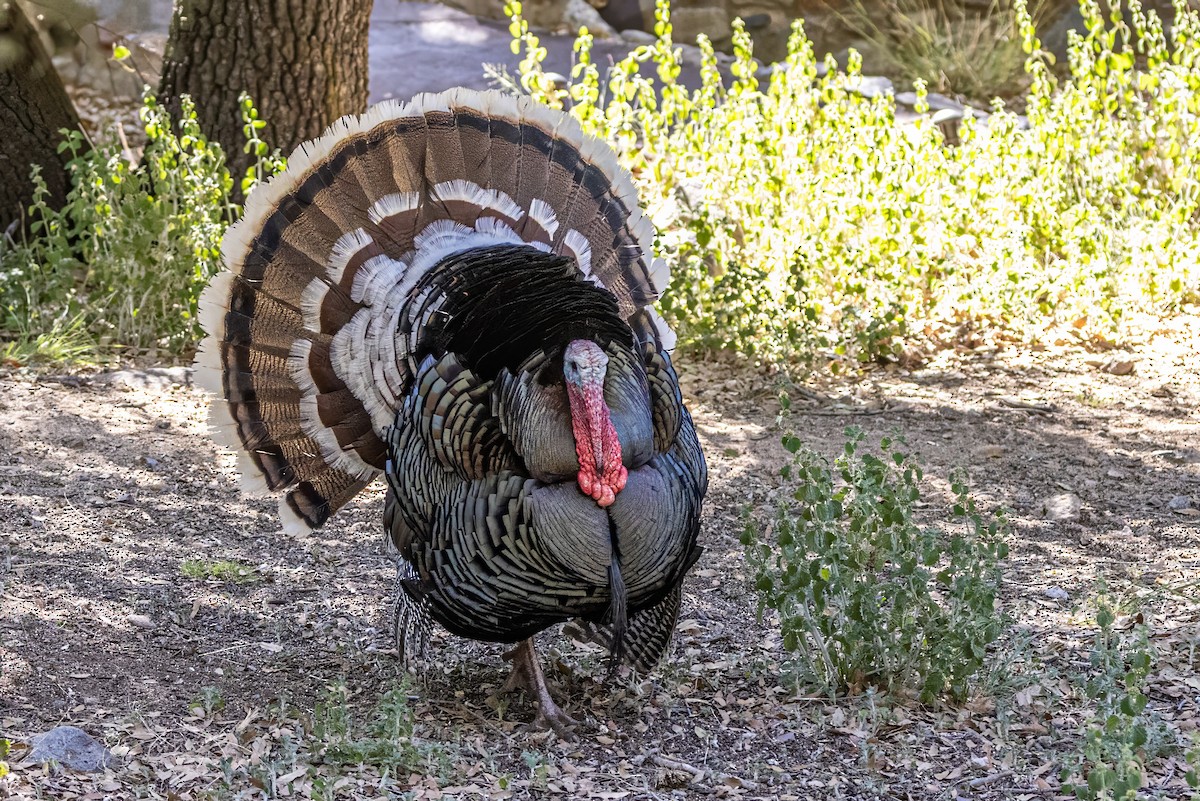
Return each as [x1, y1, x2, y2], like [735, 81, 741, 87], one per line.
[0, 91, 281, 359]
[179, 558, 260, 584]
[741, 426, 1009, 702]
[312, 680, 442, 775]
[1188, 735, 1200, 799]
[1061, 600, 1176, 800]
[510, 0, 1200, 372]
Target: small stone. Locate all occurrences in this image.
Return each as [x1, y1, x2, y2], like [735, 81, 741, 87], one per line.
[564, 0, 618, 38]
[670, 7, 731, 45]
[100, 367, 193, 391]
[1044, 587, 1069, 601]
[127, 613, 156, 630]
[25, 725, 114, 772]
[850, 75, 894, 99]
[620, 29, 656, 46]
[1106, 467, 1127, 479]
[1168, 495, 1194, 511]
[1044, 493, 1083, 522]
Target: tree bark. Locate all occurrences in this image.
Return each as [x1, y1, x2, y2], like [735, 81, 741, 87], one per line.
[0, 1, 82, 237]
[159, 0, 374, 191]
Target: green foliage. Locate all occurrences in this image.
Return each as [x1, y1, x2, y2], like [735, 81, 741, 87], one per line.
[742, 426, 1009, 702]
[522, 750, 551, 791]
[0, 91, 281, 359]
[0, 312, 95, 367]
[511, 0, 1200, 372]
[209, 680, 448, 798]
[1188, 735, 1200, 799]
[312, 680, 443, 776]
[1060, 600, 1175, 800]
[239, 92, 286, 197]
[180, 558, 260, 584]
[0, 738, 8, 779]
[188, 685, 227, 716]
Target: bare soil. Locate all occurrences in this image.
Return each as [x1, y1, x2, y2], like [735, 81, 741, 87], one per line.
[1, 316, 1198, 800]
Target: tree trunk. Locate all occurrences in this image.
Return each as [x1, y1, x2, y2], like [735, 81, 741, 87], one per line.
[0, 1, 82, 237]
[159, 0, 374, 191]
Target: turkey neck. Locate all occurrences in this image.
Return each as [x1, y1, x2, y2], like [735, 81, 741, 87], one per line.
[563, 339, 627, 507]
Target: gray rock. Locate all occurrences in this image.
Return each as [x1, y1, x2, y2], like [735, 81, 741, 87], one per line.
[621, 29, 657, 46]
[564, 0, 618, 39]
[671, 7, 731, 46]
[25, 726, 114, 772]
[1044, 586, 1070, 601]
[1044, 493, 1083, 522]
[1168, 495, 1194, 511]
[101, 366, 193, 391]
[849, 75, 894, 99]
[894, 91, 967, 113]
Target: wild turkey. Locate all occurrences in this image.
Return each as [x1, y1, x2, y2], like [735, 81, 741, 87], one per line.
[195, 88, 708, 734]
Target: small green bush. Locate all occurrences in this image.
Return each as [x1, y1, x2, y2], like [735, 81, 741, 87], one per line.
[1188, 736, 1200, 799]
[742, 426, 1008, 702]
[179, 558, 260, 584]
[0, 91, 281, 359]
[312, 680, 443, 775]
[511, 0, 1200, 371]
[1061, 600, 1176, 800]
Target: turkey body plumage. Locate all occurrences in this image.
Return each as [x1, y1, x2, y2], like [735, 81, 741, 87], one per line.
[195, 89, 707, 730]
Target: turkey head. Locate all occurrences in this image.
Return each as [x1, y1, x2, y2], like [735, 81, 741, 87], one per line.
[563, 339, 627, 507]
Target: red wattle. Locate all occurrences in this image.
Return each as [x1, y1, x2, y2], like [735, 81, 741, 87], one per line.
[567, 382, 626, 507]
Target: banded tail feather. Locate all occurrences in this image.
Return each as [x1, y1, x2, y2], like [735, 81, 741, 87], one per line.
[196, 88, 673, 534]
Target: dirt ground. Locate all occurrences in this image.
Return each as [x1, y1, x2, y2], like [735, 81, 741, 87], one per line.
[1, 314, 1198, 800]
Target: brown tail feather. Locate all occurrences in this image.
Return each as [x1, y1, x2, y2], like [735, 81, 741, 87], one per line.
[197, 89, 669, 533]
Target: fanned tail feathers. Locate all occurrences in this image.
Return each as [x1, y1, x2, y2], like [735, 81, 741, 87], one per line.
[195, 89, 673, 533]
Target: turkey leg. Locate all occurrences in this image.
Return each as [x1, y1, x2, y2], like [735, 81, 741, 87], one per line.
[501, 637, 578, 737]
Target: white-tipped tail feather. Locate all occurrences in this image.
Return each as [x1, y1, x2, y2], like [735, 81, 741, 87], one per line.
[195, 88, 677, 531]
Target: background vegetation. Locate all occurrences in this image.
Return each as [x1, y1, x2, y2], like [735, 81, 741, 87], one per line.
[511, 0, 1200, 372]
[3, 0, 1197, 375]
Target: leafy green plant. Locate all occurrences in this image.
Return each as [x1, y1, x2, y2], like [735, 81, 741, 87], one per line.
[313, 679, 444, 775]
[0, 91, 281, 359]
[511, 0, 1200, 373]
[1060, 601, 1175, 800]
[742, 425, 1008, 702]
[187, 685, 226, 716]
[0, 312, 95, 367]
[523, 750, 551, 791]
[1187, 735, 1200, 799]
[180, 558, 261, 584]
[209, 679, 450, 797]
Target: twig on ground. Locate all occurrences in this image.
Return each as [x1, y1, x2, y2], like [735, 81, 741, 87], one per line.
[997, 396, 1056, 413]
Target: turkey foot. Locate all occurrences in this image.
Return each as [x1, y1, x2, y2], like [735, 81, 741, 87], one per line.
[500, 638, 578, 738]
